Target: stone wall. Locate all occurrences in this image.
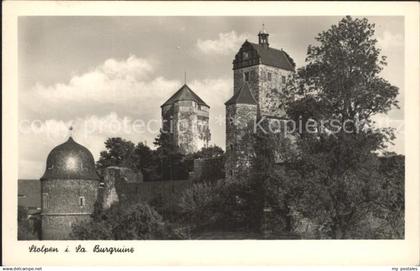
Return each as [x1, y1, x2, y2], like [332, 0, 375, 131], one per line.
[234, 64, 291, 118]
[233, 66, 260, 101]
[258, 65, 291, 118]
[228, 63, 293, 179]
[225, 103, 257, 179]
[42, 214, 90, 240]
[41, 178, 99, 240]
[162, 101, 210, 154]
[101, 167, 192, 210]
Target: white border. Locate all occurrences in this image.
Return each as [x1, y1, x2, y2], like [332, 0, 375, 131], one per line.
[2, 1, 419, 266]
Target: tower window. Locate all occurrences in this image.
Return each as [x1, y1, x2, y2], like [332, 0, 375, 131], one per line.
[282, 75, 286, 84]
[42, 193, 49, 209]
[79, 196, 85, 207]
[244, 72, 250, 82]
[268, 73, 272, 81]
[242, 51, 249, 60]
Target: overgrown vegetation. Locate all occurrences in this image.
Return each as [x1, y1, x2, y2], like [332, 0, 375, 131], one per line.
[71, 16, 403, 240]
[71, 201, 187, 240]
[252, 16, 403, 239]
[18, 206, 41, 240]
[177, 178, 262, 233]
[96, 132, 225, 182]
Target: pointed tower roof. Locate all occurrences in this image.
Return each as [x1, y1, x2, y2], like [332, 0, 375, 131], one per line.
[225, 83, 257, 106]
[161, 84, 209, 108]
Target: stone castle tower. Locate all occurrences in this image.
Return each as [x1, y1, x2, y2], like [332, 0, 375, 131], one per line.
[40, 136, 99, 240]
[161, 84, 211, 154]
[225, 27, 296, 179]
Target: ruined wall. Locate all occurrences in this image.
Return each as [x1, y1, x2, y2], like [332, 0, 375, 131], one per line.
[41, 179, 98, 240]
[101, 167, 192, 210]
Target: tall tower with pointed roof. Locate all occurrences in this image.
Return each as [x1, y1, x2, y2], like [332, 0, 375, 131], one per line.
[161, 84, 211, 154]
[225, 83, 258, 178]
[225, 27, 296, 179]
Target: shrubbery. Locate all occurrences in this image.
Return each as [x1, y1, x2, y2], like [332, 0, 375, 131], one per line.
[18, 206, 41, 240]
[71, 201, 187, 240]
[178, 178, 262, 232]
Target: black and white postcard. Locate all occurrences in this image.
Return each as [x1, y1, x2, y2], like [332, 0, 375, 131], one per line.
[2, 1, 419, 266]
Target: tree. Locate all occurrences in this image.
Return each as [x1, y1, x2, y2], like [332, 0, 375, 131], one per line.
[131, 142, 159, 181]
[153, 130, 189, 180]
[189, 145, 224, 160]
[258, 16, 401, 239]
[96, 137, 159, 181]
[96, 137, 135, 171]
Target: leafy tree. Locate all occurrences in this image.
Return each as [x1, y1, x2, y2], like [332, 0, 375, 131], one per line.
[280, 16, 400, 239]
[131, 142, 160, 181]
[96, 137, 159, 181]
[153, 130, 189, 180]
[71, 202, 186, 240]
[254, 16, 401, 239]
[96, 137, 135, 171]
[189, 145, 224, 160]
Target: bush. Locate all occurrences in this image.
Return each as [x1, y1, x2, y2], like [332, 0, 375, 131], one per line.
[178, 179, 261, 232]
[198, 156, 225, 183]
[18, 206, 40, 240]
[71, 202, 185, 240]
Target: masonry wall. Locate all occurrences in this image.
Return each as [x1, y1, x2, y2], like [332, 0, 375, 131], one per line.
[162, 101, 210, 154]
[41, 179, 99, 240]
[257, 65, 292, 118]
[101, 167, 192, 210]
[229, 63, 293, 180]
[234, 64, 291, 118]
[233, 66, 260, 100]
[225, 103, 257, 179]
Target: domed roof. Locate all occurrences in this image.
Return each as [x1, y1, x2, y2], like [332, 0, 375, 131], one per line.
[41, 137, 99, 181]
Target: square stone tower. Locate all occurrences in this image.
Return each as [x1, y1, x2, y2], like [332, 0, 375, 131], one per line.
[225, 27, 296, 179]
[161, 84, 211, 154]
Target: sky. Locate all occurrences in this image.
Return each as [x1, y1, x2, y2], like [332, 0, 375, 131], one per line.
[18, 16, 404, 179]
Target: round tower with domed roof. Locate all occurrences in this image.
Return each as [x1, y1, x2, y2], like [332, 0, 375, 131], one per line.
[40, 135, 99, 240]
